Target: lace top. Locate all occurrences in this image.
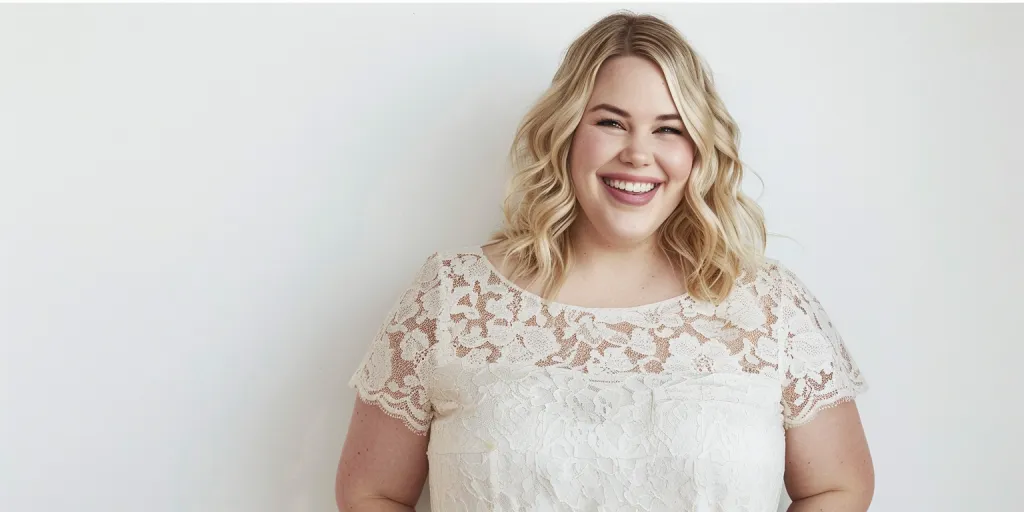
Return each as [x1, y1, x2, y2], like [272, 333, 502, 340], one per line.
[348, 247, 868, 512]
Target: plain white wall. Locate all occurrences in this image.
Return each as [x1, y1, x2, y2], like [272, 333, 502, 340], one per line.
[2, 3, 1022, 512]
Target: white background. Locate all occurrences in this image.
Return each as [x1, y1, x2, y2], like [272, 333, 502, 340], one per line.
[2, 4, 1022, 512]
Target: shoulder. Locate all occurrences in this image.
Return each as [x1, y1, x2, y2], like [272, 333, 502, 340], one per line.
[426, 245, 491, 270]
[727, 258, 828, 328]
[428, 245, 488, 264]
[755, 258, 831, 309]
[733, 256, 805, 300]
[415, 244, 495, 285]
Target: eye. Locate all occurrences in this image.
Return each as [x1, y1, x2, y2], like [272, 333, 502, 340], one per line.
[657, 126, 684, 135]
[596, 118, 625, 129]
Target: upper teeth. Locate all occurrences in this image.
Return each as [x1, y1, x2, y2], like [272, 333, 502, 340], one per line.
[604, 178, 656, 193]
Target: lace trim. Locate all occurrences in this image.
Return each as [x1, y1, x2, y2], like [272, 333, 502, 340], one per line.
[783, 392, 864, 430]
[352, 386, 431, 436]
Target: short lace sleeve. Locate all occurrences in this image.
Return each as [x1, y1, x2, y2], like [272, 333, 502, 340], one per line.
[776, 264, 868, 429]
[348, 252, 449, 435]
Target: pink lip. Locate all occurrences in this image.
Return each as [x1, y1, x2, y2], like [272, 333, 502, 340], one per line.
[598, 173, 665, 184]
[601, 177, 660, 206]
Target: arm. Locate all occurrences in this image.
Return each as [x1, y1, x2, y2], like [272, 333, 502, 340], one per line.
[337, 253, 448, 510]
[335, 398, 429, 511]
[773, 263, 873, 510]
[784, 401, 874, 511]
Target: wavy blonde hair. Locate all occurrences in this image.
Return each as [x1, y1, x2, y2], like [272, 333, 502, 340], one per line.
[487, 11, 767, 305]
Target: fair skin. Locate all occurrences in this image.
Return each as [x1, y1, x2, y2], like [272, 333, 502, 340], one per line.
[336, 402, 427, 511]
[335, 55, 873, 511]
[785, 402, 875, 511]
[553, 54, 695, 308]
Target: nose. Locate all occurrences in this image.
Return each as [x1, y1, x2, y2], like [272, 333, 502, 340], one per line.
[618, 136, 652, 168]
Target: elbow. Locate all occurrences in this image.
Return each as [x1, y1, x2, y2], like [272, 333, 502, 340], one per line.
[852, 458, 876, 508]
[837, 473, 877, 511]
[335, 465, 362, 512]
[857, 471, 876, 509]
[334, 470, 347, 511]
[841, 484, 875, 512]
[834, 469, 876, 510]
[788, 472, 875, 511]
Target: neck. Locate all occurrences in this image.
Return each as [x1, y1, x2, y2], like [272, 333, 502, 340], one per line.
[568, 221, 669, 278]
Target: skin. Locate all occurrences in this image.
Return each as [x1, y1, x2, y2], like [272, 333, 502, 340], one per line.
[784, 402, 875, 511]
[335, 55, 873, 511]
[336, 401, 425, 511]
[550, 55, 697, 309]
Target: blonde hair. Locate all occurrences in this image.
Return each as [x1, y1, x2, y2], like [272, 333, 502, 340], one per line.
[487, 11, 767, 305]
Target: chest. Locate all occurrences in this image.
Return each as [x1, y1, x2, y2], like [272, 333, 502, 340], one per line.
[426, 363, 785, 457]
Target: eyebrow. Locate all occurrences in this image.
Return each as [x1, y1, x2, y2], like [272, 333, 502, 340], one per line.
[589, 103, 682, 122]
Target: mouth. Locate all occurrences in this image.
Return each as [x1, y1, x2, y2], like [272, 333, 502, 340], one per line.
[600, 176, 661, 206]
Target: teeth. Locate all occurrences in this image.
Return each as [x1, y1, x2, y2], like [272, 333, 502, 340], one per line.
[603, 178, 656, 193]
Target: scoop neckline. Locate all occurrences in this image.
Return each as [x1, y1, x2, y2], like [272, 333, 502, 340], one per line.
[471, 245, 694, 313]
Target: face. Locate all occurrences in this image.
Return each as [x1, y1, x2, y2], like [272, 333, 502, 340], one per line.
[568, 55, 696, 248]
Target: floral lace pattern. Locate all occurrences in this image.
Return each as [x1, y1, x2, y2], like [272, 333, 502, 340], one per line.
[348, 247, 867, 511]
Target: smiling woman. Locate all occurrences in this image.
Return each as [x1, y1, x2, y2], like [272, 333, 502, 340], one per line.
[337, 10, 873, 512]
[568, 57, 697, 253]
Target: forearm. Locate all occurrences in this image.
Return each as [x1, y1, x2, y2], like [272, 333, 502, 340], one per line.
[788, 489, 871, 512]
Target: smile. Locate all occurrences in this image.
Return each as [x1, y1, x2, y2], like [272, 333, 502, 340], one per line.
[600, 176, 661, 206]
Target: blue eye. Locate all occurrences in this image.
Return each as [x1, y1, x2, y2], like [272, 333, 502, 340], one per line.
[658, 127, 684, 135]
[596, 119, 625, 129]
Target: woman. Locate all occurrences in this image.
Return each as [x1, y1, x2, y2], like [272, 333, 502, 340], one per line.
[336, 11, 873, 512]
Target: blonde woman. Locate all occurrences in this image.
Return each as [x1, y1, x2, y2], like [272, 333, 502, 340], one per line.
[336, 11, 873, 512]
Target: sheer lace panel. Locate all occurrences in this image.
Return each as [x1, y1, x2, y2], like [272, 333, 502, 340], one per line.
[776, 265, 868, 428]
[444, 252, 784, 381]
[348, 253, 448, 435]
[349, 249, 867, 435]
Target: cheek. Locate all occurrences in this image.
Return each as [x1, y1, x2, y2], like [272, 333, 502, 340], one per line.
[658, 141, 697, 182]
[570, 127, 617, 176]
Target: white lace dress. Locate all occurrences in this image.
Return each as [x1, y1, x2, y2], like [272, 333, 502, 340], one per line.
[348, 247, 867, 512]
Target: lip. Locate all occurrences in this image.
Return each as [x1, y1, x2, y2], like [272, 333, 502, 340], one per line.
[598, 173, 665, 184]
[600, 175, 661, 206]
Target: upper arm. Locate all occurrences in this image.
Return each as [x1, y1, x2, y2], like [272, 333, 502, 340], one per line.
[784, 401, 874, 503]
[336, 253, 449, 509]
[336, 397, 430, 509]
[775, 263, 873, 502]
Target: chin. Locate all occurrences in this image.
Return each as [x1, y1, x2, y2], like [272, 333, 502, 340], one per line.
[592, 217, 664, 246]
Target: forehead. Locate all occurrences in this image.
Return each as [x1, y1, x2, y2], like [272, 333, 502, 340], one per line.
[587, 56, 679, 116]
